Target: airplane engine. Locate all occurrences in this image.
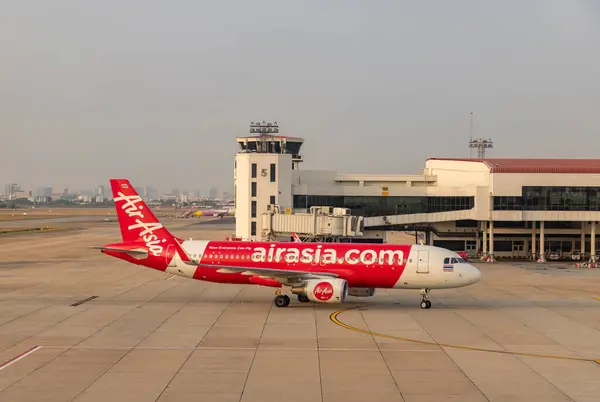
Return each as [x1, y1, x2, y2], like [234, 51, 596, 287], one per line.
[292, 278, 348, 303]
[347, 287, 376, 297]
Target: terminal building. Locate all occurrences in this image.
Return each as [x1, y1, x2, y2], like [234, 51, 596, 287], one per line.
[234, 122, 600, 262]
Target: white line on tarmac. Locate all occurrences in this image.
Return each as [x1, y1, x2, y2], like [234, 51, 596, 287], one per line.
[0, 346, 42, 372]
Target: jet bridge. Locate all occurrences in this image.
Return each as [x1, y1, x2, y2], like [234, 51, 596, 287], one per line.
[261, 206, 364, 242]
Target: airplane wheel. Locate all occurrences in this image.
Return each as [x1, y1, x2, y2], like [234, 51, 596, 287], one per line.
[298, 295, 310, 303]
[425, 300, 431, 309]
[420, 301, 428, 309]
[274, 295, 290, 308]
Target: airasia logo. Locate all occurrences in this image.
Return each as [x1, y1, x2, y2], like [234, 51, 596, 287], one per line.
[114, 192, 165, 257]
[313, 282, 334, 301]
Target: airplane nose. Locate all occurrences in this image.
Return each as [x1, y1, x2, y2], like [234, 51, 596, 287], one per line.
[467, 264, 482, 284]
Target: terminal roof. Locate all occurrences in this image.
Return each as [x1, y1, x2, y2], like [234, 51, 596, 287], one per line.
[427, 158, 600, 174]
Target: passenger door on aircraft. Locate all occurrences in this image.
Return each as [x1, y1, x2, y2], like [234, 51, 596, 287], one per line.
[416, 250, 429, 273]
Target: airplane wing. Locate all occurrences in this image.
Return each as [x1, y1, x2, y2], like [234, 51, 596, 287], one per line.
[182, 260, 338, 282]
[88, 246, 148, 258]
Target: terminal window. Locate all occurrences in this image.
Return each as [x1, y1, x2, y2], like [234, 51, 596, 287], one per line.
[251, 221, 256, 236]
[493, 196, 523, 210]
[529, 186, 598, 211]
[293, 195, 474, 217]
[493, 186, 600, 211]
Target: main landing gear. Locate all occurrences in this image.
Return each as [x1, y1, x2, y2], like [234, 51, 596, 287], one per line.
[420, 288, 432, 309]
[274, 294, 290, 307]
[274, 289, 291, 308]
[273, 289, 311, 307]
[298, 295, 310, 303]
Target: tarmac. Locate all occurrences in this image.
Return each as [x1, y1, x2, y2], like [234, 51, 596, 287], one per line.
[0, 217, 599, 401]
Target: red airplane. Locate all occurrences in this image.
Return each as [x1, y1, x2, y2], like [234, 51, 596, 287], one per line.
[93, 179, 481, 309]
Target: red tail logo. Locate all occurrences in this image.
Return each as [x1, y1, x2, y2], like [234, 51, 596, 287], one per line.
[111, 179, 171, 257]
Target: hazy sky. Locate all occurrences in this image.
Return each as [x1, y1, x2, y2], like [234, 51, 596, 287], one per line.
[1, 1, 599, 194]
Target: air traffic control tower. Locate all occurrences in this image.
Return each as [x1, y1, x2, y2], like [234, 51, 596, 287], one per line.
[236, 122, 305, 169]
[234, 121, 304, 240]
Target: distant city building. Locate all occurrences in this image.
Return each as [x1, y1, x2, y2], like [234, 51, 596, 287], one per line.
[144, 186, 158, 200]
[34, 187, 53, 202]
[4, 183, 21, 200]
[209, 187, 218, 199]
[222, 191, 233, 200]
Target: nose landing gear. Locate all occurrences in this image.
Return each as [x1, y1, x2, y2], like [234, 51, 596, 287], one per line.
[420, 288, 432, 309]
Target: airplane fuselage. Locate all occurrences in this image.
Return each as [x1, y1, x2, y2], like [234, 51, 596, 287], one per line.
[116, 239, 480, 290]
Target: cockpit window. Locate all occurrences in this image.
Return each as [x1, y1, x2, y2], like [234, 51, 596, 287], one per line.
[445, 257, 466, 264]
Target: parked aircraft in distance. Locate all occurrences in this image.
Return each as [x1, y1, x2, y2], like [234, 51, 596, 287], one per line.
[93, 179, 482, 309]
[192, 208, 234, 217]
[180, 207, 234, 218]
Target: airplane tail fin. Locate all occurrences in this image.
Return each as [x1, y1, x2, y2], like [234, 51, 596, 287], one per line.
[109, 179, 191, 264]
[90, 179, 195, 272]
[110, 179, 173, 245]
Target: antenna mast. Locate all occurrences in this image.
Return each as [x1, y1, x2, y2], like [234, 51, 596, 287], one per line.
[250, 120, 279, 153]
[468, 112, 474, 158]
[467, 112, 493, 159]
[469, 137, 493, 159]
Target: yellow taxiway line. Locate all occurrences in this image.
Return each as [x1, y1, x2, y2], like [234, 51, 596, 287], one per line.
[330, 307, 600, 365]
